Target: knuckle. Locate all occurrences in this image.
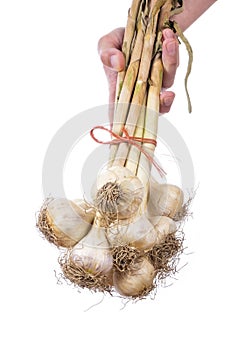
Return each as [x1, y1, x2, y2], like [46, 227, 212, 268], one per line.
[97, 34, 110, 53]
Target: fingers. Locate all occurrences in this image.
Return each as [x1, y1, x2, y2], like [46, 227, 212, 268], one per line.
[98, 27, 178, 114]
[98, 28, 125, 72]
[160, 91, 175, 114]
[160, 29, 178, 113]
[162, 29, 179, 89]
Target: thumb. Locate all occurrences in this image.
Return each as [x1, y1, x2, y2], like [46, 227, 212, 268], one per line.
[98, 28, 125, 71]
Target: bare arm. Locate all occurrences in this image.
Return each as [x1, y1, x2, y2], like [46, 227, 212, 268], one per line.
[173, 0, 218, 31]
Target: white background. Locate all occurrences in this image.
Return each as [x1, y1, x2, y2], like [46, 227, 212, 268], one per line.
[1, 1, 237, 349]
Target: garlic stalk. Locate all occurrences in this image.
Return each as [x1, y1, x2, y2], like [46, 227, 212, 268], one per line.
[113, 257, 156, 298]
[60, 221, 113, 292]
[147, 177, 184, 219]
[37, 198, 95, 248]
[93, 165, 144, 221]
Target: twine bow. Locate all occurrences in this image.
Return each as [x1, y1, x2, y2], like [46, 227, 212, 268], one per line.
[90, 126, 166, 177]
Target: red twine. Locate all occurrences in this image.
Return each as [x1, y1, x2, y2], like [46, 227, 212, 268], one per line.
[90, 125, 166, 177]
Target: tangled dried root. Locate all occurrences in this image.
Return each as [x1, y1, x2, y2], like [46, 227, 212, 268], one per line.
[174, 196, 193, 223]
[59, 253, 112, 293]
[94, 181, 143, 221]
[148, 232, 184, 280]
[112, 245, 141, 272]
[95, 182, 122, 217]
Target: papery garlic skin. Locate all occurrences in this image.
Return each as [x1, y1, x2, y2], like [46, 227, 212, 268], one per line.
[148, 215, 177, 244]
[113, 257, 155, 297]
[107, 214, 157, 251]
[93, 165, 144, 220]
[147, 178, 184, 219]
[37, 198, 95, 248]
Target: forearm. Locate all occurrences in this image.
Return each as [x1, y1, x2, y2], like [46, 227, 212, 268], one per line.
[172, 0, 218, 31]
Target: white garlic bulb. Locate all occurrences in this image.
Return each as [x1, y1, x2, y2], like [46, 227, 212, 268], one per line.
[147, 178, 184, 219]
[113, 257, 156, 297]
[37, 198, 95, 247]
[60, 223, 113, 291]
[93, 165, 144, 220]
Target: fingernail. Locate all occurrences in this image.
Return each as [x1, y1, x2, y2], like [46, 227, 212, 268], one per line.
[110, 54, 120, 70]
[163, 96, 174, 107]
[166, 41, 176, 56]
[163, 29, 175, 39]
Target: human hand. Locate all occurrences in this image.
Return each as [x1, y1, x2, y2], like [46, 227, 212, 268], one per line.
[98, 27, 179, 114]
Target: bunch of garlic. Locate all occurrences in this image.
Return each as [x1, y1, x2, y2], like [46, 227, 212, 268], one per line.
[37, 168, 187, 298]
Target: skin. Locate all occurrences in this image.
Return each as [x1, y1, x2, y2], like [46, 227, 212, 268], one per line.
[98, 0, 217, 113]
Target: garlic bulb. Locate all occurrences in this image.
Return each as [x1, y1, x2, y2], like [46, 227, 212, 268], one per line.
[113, 257, 156, 297]
[93, 165, 144, 220]
[37, 198, 95, 248]
[147, 178, 184, 219]
[148, 215, 177, 244]
[107, 214, 157, 251]
[60, 223, 113, 292]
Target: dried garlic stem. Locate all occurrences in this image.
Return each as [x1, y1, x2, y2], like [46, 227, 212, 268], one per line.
[110, 5, 147, 166]
[157, 0, 173, 28]
[113, 1, 163, 166]
[124, 95, 147, 175]
[115, 0, 142, 103]
[137, 54, 164, 192]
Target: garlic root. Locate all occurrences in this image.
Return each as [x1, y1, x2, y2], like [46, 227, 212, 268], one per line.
[149, 231, 184, 279]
